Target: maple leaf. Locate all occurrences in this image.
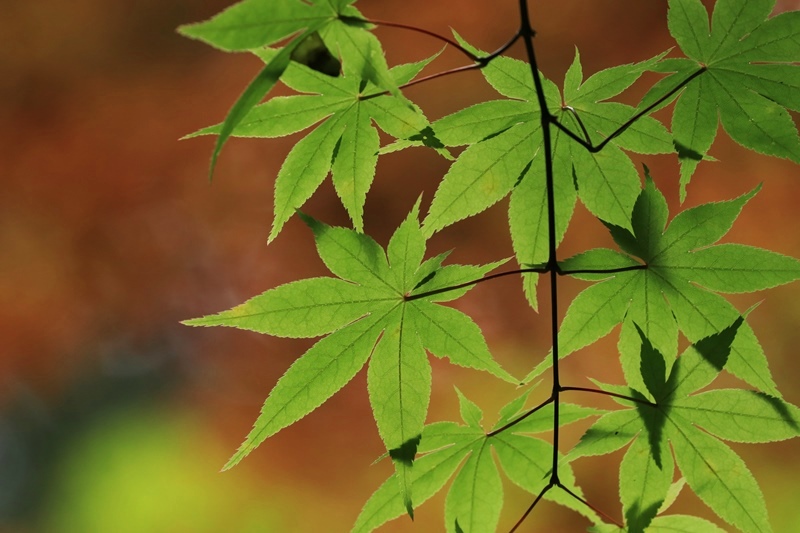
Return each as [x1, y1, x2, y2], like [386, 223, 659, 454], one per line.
[183, 199, 517, 515]
[558, 49, 672, 230]
[658, 0, 800, 198]
[188, 54, 438, 240]
[178, 0, 406, 179]
[527, 171, 800, 397]
[353, 387, 604, 532]
[569, 322, 800, 533]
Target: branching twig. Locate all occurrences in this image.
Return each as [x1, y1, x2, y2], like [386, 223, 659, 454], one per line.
[552, 67, 707, 153]
[561, 385, 657, 407]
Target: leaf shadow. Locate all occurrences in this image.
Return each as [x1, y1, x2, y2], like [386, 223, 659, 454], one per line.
[624, 499, 662, 533]
[389, 434, 422, 467]
[748, 390, 799, 432]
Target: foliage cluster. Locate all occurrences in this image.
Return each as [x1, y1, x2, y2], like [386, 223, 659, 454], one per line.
[180, 0, 800, 531]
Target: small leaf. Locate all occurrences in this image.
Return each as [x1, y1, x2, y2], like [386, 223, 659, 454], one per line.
[669, 418, 773, 533]
[454, 388, 484, 429]
[352, 437, 474, 533]
[223, 314, 384, 470]
[445, 440, 503, 533]
[620, 434, 673, 533]
[672, 390, 800, 443]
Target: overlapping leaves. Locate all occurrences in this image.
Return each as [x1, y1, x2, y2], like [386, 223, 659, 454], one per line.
[179, 0, 405, 179]
[662, 0, 800, 197]
[532, 173, 800, 397]
[570, 322, 800, 532]
[188, 55, 437, 240]
[184, 201, 516, 512]
[353, 388, 604, 532]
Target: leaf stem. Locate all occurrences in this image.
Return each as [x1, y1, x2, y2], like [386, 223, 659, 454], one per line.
[404, 266, 547, 301]
[354, 18, 522, 102]
[558, 264, 647, 276]
[486, 396, 555, 437]
[508, 482, 552, 533]
[560, 385, 657, 407]
[345, 16, 482, 62]
[561, 105, 593, 145]
[556, 482, 623, 528]
[552, 67, 707, 153]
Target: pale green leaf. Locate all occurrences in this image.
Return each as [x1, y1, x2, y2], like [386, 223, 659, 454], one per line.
[302, 215, 395, 292]
[455, 388, 484, 429]
[387, 199, 425, 293]
[655, 186, 758, 260]
[331, 104, 381, 232]
[444, 441, 502, 533]
[558, 274, 639, 357]
[671, 389, 800, 443]
[223, 313, 384, 470]
[709, 72, 800, 163]
[352, 438, 473, 533]
[410, 301, 517, 383]
[368, 311, 431, 515]
[431, 100, 535, 147]
[620, 434, 674, 533]
[423, 122, 541, 236]
[509, 402, 606, 434]
[509, 129, 576, 272]
[493, 434, 601, 523]
[722, 10, 800, 63]
[648, 514, 726, 533]
[672, 75, 718, 200]
[182, 277, 390, 338]
[177, 0, 326, 51]
[271, 114, 346, 241]
[667, 243, 800, 293]
[572, 143, 640, 231]
[184, 95, 349, 139]
[568, 409, 640, 461]
[669, 417, 773, 533]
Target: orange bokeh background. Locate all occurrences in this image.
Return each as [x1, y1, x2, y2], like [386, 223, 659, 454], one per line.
[1, 1, 798, 531]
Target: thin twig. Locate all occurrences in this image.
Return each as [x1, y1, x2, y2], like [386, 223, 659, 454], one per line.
[552, 67, 707, 153]
[559, 264, 647, 276]
[486, 396, 555, 437]
[556, 482, 624, 528]
[508, 483, 553, 533]
[404, 267, 547, 302]
[561, 106, 593, 145]
[560, 386, 657, 407]
[343, 16, 481, 62]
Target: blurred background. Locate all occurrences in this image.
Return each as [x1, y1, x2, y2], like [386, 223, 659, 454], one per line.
[1, 0, 798, 531]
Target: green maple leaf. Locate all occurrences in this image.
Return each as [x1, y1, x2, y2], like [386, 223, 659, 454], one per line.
[570, 322, 800, 533]
[183, 200, 516, 515]
[528, 171, 800, 397]
[179, 0, 406, 180]
[662, 0, 800, 198]
[420, 36, 570, 311]
[558, 48, 673, 231]
[187, 53, 437, 240]
[352, 387, 604, 532]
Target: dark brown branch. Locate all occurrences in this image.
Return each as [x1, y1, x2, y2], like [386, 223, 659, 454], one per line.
[560, 386, 657, 407]
[558, 264, 647, 276]
[404, 266, 547, 302]
[552, 67, 707, 153]
[508, 482, 552, 533]
[486, 396, 555, 437]
[556, 482, 624, 528]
